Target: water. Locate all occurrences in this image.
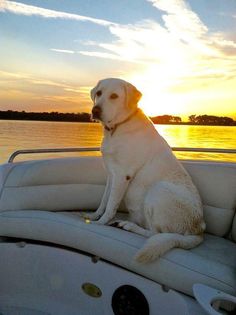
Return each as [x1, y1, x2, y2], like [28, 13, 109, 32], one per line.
[0, 120, 235, 163]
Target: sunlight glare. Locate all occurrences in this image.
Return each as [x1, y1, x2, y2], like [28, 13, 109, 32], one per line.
[128, 60, 191, 117]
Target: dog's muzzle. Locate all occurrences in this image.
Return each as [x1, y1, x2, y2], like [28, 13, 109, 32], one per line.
[92, 105, 102, 120]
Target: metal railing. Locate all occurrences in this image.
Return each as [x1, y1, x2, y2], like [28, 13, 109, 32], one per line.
[8, 147, 236, 163]
[8, 147, 100, 163]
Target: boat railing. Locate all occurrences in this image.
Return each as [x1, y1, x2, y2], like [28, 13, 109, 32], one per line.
[7, 147, 236, 163]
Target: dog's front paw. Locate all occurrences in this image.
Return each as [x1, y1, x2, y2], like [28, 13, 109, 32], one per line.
[83, 212, 101, 221]
[111, 220, 137, 232]
[95, 217, 109, 225]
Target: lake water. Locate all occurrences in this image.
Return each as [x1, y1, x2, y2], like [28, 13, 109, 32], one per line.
[0, 120, 235, 163]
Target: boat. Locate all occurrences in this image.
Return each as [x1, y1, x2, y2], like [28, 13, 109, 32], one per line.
[0, 147, 235, 315]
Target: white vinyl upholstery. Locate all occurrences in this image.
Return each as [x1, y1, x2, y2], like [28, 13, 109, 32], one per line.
[232, 214, 236, 241]
[0, 157, 236, 297]
[183, 161, 236, 237]
[0, 157, 235, 237]
[0, 210, 235, 297]
[0, 158, 106, 211]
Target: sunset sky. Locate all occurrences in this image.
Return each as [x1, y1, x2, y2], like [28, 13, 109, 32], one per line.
[0, 0, 236, 120]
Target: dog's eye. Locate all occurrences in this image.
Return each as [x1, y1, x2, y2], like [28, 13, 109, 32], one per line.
[96, 90, 102, 97]
[110, 93, 118, 99]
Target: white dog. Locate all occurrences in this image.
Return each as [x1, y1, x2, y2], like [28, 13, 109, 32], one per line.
[88, 78, 205, 263]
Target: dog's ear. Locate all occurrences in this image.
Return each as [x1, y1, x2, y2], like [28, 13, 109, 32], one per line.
[125, 82, 142, 109]
[90, 87, 96, 102]
[90, 81, 101, 102]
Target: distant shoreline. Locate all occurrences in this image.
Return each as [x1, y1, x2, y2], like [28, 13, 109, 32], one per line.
[1, 119, 236, 127]
[0, 110, 235, 126]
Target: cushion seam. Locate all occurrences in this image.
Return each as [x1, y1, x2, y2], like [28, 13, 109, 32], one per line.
[0, 164, 20, 200]
[3, 183, 106, 188]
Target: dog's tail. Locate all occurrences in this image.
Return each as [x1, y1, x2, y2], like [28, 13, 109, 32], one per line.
[135, 233, 203, 263]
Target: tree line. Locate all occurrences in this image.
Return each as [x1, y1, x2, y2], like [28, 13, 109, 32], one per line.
[0, 110, 235, 125]
[0, 110, 91, 122]
[151, 114, 236, 125]
[188, 115, 236, 126]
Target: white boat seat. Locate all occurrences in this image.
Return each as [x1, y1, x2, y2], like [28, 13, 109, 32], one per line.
[0, 157, 236, 238]
[0, 210, 235, 298]
[0, 157, 236, 299]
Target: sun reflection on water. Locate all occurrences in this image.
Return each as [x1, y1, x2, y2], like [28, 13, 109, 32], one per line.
[0, 120, 235, 163]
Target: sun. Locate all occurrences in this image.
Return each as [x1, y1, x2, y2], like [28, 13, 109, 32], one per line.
[126, 62, 190, 118]
[138, 90, 174, 117]
[134, 81, 187, 118]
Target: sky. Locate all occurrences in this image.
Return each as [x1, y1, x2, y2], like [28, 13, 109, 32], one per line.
[0, 0, 236, 120]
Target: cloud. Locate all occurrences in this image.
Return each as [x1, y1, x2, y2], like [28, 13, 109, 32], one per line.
[0, 70, 30, 80]
[0, 70, 91, 96]
[79, 20, 177, 65]
[2, 0, 234, 64]
[78, 0, 212, 64]
[1, 0, 235, 116]
[148, 0, 208, 36]
[64, 86, 92, 101]
[0, 70, 67, 88]
[0, 0, 115, 27]
[50, 48, 75, 54]
[78, 0, 236, 78]
[78, 49, 144, 64]
[77, 0, 236, 116]
[209, 32, 236, 56]
[0, 70, 92, 111]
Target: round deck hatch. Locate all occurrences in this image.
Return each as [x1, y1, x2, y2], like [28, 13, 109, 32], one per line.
[112, 285, 149, 315]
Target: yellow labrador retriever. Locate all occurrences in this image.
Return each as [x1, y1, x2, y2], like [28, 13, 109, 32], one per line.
[88, 78, 205, 263]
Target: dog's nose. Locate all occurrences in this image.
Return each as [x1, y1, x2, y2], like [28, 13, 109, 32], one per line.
[92, 105, 102, 119]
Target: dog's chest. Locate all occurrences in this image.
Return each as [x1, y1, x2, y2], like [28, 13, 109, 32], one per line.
[101, 134, 132, 167]
[101, 135, 120, 158]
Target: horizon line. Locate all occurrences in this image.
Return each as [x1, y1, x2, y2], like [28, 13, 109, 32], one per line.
[0, 109, 235, 119]
[0, 109, 236, 124]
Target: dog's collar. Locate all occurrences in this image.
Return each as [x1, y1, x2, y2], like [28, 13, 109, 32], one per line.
[104, 108, 139, 136]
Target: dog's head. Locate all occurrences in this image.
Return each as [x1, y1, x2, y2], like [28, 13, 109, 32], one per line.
[90, 78, 142, 127]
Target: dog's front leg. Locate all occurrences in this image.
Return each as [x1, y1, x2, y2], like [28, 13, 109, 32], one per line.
[96, 174, 129, 225]
[86, 175, 111, 220]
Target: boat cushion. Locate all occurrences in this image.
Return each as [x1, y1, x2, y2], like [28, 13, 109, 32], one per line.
[183, 161, 236, 238]
[1, 157, 236, 238]
[0, 158, 106, 211]
[0, 210, 235, 298]
[231, 214, 236, 241]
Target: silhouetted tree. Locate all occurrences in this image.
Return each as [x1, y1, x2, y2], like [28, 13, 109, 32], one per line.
[151, 115, 182, 124]
[189, 115, 197, 123]
[188, 114, 235, 126]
